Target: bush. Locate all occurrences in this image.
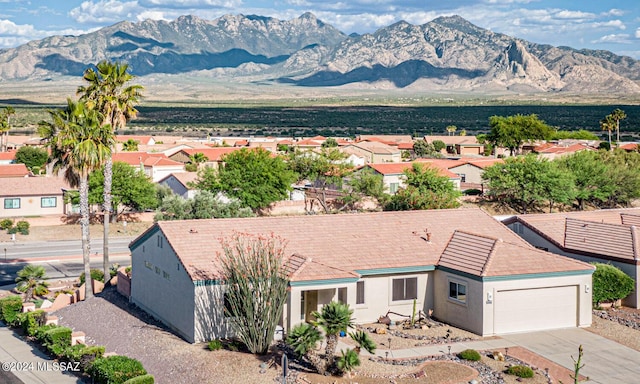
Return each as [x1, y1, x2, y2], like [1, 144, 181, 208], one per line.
[0, 218, 14, 230]
[20, 310, 46, 336]
[43, 326, 72, 357]
[0, 295, 24, 325]
[506, 365, 534, 378]
[592, 263, 635, 305]
[62, 344, 105, 370]
[463, 189, 483, 196]
[123, 374, 155, 384]
[458, 349, 481, 361]
[15, 220, 30, 235]
[88, 355, 147, 384]
[34, 324, 59, 343]
[80, 269, 105, 284]
[208, 339, 223, 351]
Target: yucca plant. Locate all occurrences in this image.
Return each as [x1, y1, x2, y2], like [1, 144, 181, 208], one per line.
[336, 348, 360, 377]
[15, 265, 49, 302]
[287, 323, 326, 375]
[348, 330, 376, 355]
[312, 301, 354, 369]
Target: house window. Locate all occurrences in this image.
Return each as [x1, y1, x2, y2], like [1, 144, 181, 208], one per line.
[4, 198, 20, 209]
[300, 293, 305, 320]
[154, 266, 161, 275]
[157, 235, 163, 248]
[40, 197, 57, 208]
[144, 261, 152, 269]
[389, 182, 399, 194]
[162, 271, 170, 280]
[338, 287, 347, 304]
[356, 281, 365, 305]
[458, 174, 466, 183]
[392, 277, 417, 301]
[449, 281, 467, 303]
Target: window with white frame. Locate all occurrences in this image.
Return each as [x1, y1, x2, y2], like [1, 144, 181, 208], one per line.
[392, 277, 417, 301]
[41, 197, 57, 208]
[4, 198, 20, 209]
[389, 182, 399, 194]
[356, 281, 365, 305]
[449, 281, 467, 303]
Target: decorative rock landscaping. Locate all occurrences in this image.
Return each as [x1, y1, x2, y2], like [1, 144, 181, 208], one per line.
[593, 308, 640, 331]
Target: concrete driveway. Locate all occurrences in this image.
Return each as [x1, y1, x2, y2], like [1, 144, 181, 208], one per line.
[502, 328, 640, 384]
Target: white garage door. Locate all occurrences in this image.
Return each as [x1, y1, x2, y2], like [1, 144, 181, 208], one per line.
[494, 286, 578, 334]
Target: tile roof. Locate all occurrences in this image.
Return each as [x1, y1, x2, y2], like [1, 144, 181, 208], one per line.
[620, 143, 639, 151]
[0, 151, 16, 161]
[348, 141, 401, 155]
[358, 135, 413, 144]
[158, 172, 199, 188]
[179, 147, 241, 161]
[367, 162, 460, 179]
[132, 208, 591, 283]
[438, 230, 592, 277]
[112, 152, 167, 166]
[0, 164, 30, 177]
[143, 157, 184, 167]
[424, 136, 481, 146]
[116, 135, 154, 145]
[535, 143, 594, 155]
[0, 176, 71, 197]
[506, 208, 640, 262]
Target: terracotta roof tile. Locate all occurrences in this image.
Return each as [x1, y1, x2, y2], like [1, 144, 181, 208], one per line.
[139, 209, 583, 282]
[367, 162, 460, 179]
[0, 176, 71, 197]
[0, 151, 17, 161]
[112, 152, 166, 166]
[0, 164, 30, 177]
[180, 147, 241, 161]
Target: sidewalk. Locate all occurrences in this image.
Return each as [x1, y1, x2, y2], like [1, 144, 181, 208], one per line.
[0, 323, 86, 384]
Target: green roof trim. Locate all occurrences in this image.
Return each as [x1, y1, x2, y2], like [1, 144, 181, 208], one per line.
[128, 223, 160, 251]
[355, 265, 435, 276]
[194, 279, 223, 287]
[290, 277, 360, 287]
[437, 266, 594, 282]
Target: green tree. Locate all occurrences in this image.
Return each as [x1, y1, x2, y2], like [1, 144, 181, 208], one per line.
[154, 191, 254, 221]
[88, 161, 158, 217]
[203, 148, 297, 211]
[0, 106, 15, 152]
[384, 163, 461, 211]
[122, 138, 139, 151]
[487, 114, 554, 156]
[610, 108, 627, 144]
[77, 60, 143, 285]
[186, 152, 208, 172]
[551, 130, 599, 141]
[446, 125, 457, 136]
[312, 301, 354, 370]
[600, 115, 615, 150]
[557, 151, 615, 210]
[14, 146, 48, 173]
[591, 263, 635, 306]
[219, 233, 289, 354]
[15, 265, 49, 302]
[321, 137, 338, 148]
[342, 167, 386, 208]
[596, 150, 640, 207]
[39, 99, 113, 299]
[432, 139, 446, 153]
[413, 140, 430, 158]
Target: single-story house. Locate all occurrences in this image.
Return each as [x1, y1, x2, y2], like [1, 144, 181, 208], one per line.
[503, 208, 640, 308]
[365, 162, 461, 194]
[343, 141, 402, 163]
[533, 142, 595, 160]
[158, 172, 199, 199]
[0, 176, 71, 217]
[169, 147, 241, 169]
[0, 164, 31, 178]
[423, 136, 484, 157]
[129, 209, 593, 343]
[112, 152, 186, 182]
[116, 135, 156, 146]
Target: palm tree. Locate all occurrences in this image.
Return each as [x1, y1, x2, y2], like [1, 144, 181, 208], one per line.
[0, 106, 16, 152]
[39, 98, 114, 299]
[287, 323, 326, 375]
[600, 115, 615, 151]
[610, 108, 627, 145]
[187, 152, 209, 171]
[77, 60, 143, 284]
[15, 265, 49, 302]
[122, 138, 139, 151]
[312, 301, 354, 369]
[446, 125, 457, 136]
[336, 349, 360, 378]
[348, 330, 376, 355]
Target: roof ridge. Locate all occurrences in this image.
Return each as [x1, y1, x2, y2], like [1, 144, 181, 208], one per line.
[480, 237, 501, 277]
[453, 229, 499, 242]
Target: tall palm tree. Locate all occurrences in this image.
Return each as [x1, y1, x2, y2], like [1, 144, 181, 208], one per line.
[312, 301, 354, 370]
[610, 108, 627, 145]
[122, 138, 139, 151]
[0, 106, 16, 152]
[77, 60, 143, 284]
[15, 265, 49, 302]
[600, 115, 615, 151]
[39, 98, 114, 299]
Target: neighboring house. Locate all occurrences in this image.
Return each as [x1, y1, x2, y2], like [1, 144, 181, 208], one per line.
[365, 162, 461, 194]
[0, 176, 71, 217]
[444, 158, 504, 190]
[169, 147, 241, 169]
[503, 208, 640, 308]
[533, 142, 595, 160]
[619, 143, 638, 152]
[158, 172, 199, 199]
[423, 135, 484, 157]
[129, 209, 593, 343]
[116, 135, 156, 146]
[112, 152, 185, 182]
[343, 141, 402, 163]
[0, 164, 30, 178]
[0, 151, 16, 165]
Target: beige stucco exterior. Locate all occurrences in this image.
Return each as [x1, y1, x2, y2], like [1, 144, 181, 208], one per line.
[448, 163, 485, 186]
[1, 195, 65, 218]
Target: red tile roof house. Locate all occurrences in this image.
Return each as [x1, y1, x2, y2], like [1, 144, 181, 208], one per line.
[112, 152, 186, 182]
[503, 208, 640, 308]
[128, 209, 593, 343]
[365, 162, 462, 194]
[0, 163, 31, 178]
[423, 136, 484, 157]
[0, 176, 71, 218]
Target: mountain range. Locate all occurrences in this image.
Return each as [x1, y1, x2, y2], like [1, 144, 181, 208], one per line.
[1, 13, 639, 94]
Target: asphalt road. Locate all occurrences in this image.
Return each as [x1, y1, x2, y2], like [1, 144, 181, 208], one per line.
[0, 238, 134, 287]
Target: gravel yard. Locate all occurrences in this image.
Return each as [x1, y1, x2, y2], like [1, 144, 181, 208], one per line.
[589, 307, 640, 351]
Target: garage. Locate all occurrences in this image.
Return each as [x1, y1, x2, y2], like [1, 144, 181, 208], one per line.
[494, 285, 578, 334]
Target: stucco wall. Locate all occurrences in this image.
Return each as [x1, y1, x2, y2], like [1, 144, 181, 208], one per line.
[508, 223, 639, 308]
[433, 270, 485, 334]
[159, 176, 189, 198]
[449, 164, 484, 185]
[130, 231, 197, 342]
[194, 285, 234, 343]
[1, 195, 64, 218]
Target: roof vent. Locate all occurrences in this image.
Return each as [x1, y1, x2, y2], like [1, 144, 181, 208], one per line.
[189, 229, 198, 234]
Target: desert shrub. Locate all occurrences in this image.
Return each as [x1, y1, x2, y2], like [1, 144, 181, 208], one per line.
[0, 295, 24, 325]
[125, 266, 132, 274]
[88, 355, 147, 384]
[34, 324, 59, 343]
[43, 326, 72, 357]
[592, 263, 635, 305]
[63, 344, 105, 370]
[208, 339, 223, 351]
[15, 220, 30, 235]
[20, 310, 46, 336]
[123, 374, 155, 384]
[0, 218, 14, 230]
[79, 269, 105, 284]
[506, 365, 534, 378]
[7, 226, 18, 235]
[458, 349, 481, 361]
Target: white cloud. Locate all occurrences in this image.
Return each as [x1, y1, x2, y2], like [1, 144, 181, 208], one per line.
[0, 19, 37, 36]
[603, 9, 625, 17]
[554, 10, 594, 20]
[591, 33, 632, 44]
[69, 1, 141, 24]
[636, 28, 640, 39]
[139, 0, 241, 8]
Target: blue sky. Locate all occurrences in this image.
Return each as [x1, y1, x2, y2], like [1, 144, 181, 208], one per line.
[0, 0, 639, 58]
